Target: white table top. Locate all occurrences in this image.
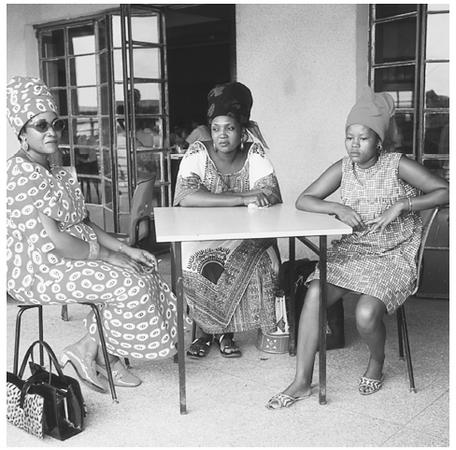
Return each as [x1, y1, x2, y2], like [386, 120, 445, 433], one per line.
[154, 203, 351, 242]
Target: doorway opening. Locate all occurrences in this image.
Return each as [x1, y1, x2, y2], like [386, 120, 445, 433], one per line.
[165, 4, 236, 145]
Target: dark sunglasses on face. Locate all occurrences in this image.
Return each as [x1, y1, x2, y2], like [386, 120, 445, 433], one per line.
[27, 118, 66, 133]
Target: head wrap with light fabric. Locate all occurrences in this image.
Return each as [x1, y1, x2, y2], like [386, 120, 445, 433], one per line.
[6, 76, 58, 137]
[345, 87, 395, 142]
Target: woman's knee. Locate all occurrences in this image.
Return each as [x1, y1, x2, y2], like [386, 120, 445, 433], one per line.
[356, 297, 385, 333]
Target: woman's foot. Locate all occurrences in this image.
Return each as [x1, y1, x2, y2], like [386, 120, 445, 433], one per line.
[266, 381, 312, 409]
[96, 357, 142, 388]
[359, 355, 385, 395]
[60, 343, 107, 393]
[214, 333, 241, 358]
[363, 355, 385, 381]
[186, 335, 213, 358]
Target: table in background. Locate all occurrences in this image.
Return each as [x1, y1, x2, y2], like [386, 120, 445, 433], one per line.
[154, 203, 351, 413]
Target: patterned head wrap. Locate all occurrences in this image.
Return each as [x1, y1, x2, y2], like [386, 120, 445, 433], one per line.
[345, 87, 395, 142]
[6, 76, 58, 136]
[207, 82, 253, 126]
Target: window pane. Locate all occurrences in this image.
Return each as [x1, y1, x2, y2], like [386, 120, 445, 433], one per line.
[426, 13, 449, 59]
[424, 113, 449, 154]
[102, 148, 112, 177]
[41, 29, 65, 57]
[375, 4, 417, 19]
[425, 63, 449, 107]
[43, 60, 67, 87]
[71, 87, 98, 115]
[74, 117, 99, 146]
[70, 55, 97, 86]
[68, 25, 95, 55]
[136, 117, 162, 148]
[99, 52, 109, 84]
[375, 18, 416, 63]
[112, 15, 123, 48]
[49, 89, 68, 115]
[133, 48, 160, 79]
[135, 83, 161, 114]
[427, 4, 449, 12]
[113, 49, 127, 82]
[374, 66, 415, 107]
[136, 151, 160, 182]
[100, 85, 110, 114]
[394, 112, 414, 154]
[98, 18, 108, 51]
[131, 15, 159, 43]
[423, 159, 449, 181]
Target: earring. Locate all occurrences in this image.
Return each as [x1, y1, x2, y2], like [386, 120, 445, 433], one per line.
[213, 140, 217, 152]
[20, 139, 29, 152]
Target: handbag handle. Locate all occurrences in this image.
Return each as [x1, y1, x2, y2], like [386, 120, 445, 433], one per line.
[18, 340, 66, 380]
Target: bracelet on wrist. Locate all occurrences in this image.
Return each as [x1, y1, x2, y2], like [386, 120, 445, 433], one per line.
[407, 197, 413, 212]
[87, 240, 100, 259]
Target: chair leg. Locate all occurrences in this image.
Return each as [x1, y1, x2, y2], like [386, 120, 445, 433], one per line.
[398, 305, 416, 393]
[61, 305, 69, 321]
[38, 306, 44, 366]
[82, 302, 118, 403]
[13, 305, 45, 374]
[396, 308, 404, 360]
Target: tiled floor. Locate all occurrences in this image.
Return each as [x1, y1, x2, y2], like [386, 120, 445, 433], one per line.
[6, 253, 449, 447]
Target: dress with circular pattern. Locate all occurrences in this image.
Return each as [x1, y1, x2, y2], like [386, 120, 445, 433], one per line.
[7, 153, 177, 360]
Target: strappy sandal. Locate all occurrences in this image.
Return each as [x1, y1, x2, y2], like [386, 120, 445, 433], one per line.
[214, 334, 242, 358]
[186, 336, 212, 359]
[358, 375, 384, 395]
[266, 392, 311, 410]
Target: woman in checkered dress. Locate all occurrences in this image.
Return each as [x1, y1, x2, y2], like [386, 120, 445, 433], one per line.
[267, 88, 449, 409]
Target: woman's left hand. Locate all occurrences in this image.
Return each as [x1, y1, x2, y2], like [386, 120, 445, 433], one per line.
[365, 202, 403, 233]
[124, 246, 158, 271]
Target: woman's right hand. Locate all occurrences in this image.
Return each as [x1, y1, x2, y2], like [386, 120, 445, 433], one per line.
[332, 204, 364, 228]
[101, 249, 142, 273]
[242, 191, 270, 207]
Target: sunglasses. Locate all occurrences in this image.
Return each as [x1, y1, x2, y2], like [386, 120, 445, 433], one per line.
[27, 118, 66, 133]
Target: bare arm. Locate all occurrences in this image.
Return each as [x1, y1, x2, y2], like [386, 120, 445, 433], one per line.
[179, 190, 245, 207]
[365, 156, 449, 232]
[295, 159, 363, 228]
[38, 213, 156, 271]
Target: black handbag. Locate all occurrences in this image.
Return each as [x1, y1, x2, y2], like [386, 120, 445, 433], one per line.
[279, 259, 345, 350]
[6, 340, 86, 440]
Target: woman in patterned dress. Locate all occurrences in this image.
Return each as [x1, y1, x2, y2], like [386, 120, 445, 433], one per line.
[173, 82, 282, 358]
[6, 76, 178, 393]
[267, 88, 449, 409]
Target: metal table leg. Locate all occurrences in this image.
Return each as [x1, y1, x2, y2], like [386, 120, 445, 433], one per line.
[171, 242, 187, 414]
[288, 237, 297, 356]
[318, 235, 327, 405]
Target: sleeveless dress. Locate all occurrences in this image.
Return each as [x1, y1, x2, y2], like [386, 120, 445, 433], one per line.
[308, 152, 422, 314]
[7, 153, 177, 360]
[173, 139, 282, 333]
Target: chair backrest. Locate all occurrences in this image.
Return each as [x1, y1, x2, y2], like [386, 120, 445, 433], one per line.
[128, 176, 156, 245]
[413, 207, 440, 296]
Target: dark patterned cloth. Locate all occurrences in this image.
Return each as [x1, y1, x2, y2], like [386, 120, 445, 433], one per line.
[308, 152, 422, 313]
[173, 139, 282, 333]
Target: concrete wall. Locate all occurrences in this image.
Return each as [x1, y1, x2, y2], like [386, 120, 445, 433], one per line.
[236, 4, 368, 257]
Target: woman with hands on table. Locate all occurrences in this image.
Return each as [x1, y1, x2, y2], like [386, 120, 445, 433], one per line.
[173, 81, 282, 358]
[6, 76, 178, 393]
[267, 87, 449, 409]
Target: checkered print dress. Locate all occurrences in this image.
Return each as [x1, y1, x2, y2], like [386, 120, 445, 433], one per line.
[308, 152, 422, 314]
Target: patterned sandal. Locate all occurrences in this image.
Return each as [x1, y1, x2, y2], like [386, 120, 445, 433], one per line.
[186, 336, 212, 359]
[215, 334, 242, 358]
[266, 392, 311, 410]
[358, 375, 384, 395]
